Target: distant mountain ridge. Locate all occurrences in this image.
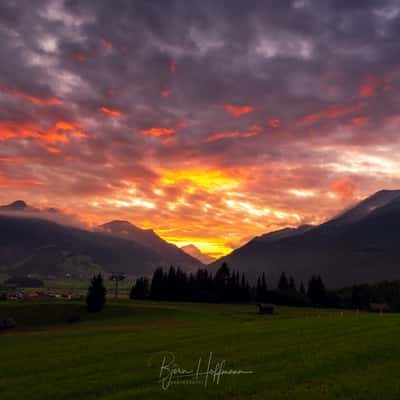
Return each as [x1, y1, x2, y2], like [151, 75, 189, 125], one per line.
[180, 244, 215, 264]
[0, 202, 203, 279]
[210, 190, 400, 288]
[97, 220, 203, 269]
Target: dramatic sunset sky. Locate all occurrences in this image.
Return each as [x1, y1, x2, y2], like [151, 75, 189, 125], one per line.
[1, 0, 400, 258]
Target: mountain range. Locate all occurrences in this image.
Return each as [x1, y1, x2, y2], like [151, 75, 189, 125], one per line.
[0, 201, 203, 279]
[2, 190, 400, 287]
[210, 189, 400, 288]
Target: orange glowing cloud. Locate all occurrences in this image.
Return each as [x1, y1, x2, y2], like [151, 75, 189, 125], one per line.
[302, 102, 366, 124]
[205, 130, 258, 142]
[0, 156, 30, 164]
[160, 168, 240, 192]
[55, 121, 90, 138]
[0, 173, 43, 187]
[330, 177, 356, 199]
[206, 124, 261, 142]
[0, 120, 89, 150]
[99, 106, 123, 117]
[141, 127, 176, 137]
[160, 90, 170, 97]
[224, 104, 254, 117]
[0, 87, 62, 106]
[0, 121, 68, 144]
[44, 146, 61, 154]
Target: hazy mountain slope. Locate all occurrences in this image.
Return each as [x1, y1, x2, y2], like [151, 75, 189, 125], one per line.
[253, 225, 314, 243]
[181, 244, 215, 264]
[98, 220, 204, 269]
[0, 214, 169, 278]
[211, 190, 400, 288]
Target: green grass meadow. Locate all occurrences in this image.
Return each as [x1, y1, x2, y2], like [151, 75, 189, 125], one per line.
[1, 300, 400, 400]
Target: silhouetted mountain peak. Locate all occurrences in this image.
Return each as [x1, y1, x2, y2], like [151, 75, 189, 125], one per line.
[181, 244, 215, 264]
[102, 220, 135, 228]
[327, 189, 400, 228]
[254, 224, 314, 243]
[3, 200, 28, 210]
[98, 220, 204, 269]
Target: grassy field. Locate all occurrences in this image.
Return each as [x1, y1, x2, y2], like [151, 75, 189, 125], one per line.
[1, 300, 399, 400]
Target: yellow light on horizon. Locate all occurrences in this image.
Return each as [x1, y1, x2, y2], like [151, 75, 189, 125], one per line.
[160, 168, 240, 192]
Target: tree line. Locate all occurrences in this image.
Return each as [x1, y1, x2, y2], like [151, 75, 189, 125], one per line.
[85, 264, 400, 313]
[129, 262, 337, 307]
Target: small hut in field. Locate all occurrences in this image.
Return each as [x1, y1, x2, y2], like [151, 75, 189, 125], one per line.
[257, 303, 275, 314]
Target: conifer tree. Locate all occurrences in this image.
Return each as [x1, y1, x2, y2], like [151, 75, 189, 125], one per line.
[86, 274, 107, 312]
[278, 272, 289, 291]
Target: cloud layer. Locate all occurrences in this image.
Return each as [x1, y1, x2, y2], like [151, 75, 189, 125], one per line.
[1, 0, 400, 256]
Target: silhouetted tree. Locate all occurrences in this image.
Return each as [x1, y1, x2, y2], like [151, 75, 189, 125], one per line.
[289, 276, 296, 291]
[214, 262, 230, 301]
[256, 277, 262, 301]
[130, 277, 149, 299]
[167, 266, 177, 300]
[150, 267, 167, 300]
[299, 282, 306, 296]
[307, 275, 326, 305]
[86, 274, 106, 312]
[278, 272, 289, 291]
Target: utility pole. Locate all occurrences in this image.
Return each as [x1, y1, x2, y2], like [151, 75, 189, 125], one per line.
[109, 273, 126, 299]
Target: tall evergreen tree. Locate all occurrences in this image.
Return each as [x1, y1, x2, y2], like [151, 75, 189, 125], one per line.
[256, 277, 262, 301]
[214, 262, 230, 301]
[150, 267, 166, 300]
[299, 282, 306, 296]
[307, 275, 326, 305]
[130, 277, 149, 299]
[86, 274, 107, 312]
[289, 276, 296, 292]
[261, 272, 267, 294]
[278, 272, 289, 291]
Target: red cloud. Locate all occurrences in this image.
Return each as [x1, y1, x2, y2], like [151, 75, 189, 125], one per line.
[0, 120, 89, 152]
[0, 87, 62, 106]
[0, 121, 68, 144]
[99, 106, 123, 117]
[176, 121, 189, 129]
[0, 157, 30, 164]
[55, 121, 89, 138]
[205, 130, 258, 143]
[352, 116, 368, 125]
[73, 51, 86, 62]
[359, 75, 381, 98]
[160, 90, 170, 97]
[268, 119, 281, 128]
[302, 102, 366, 124]
[330, 177, 356, 199]
[141, 127, 176, 137]
[0, 173, 42, 187]
[101, 39, 113, 49]
[170, 62, 176, 73]
[224, 104, 254, 117]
